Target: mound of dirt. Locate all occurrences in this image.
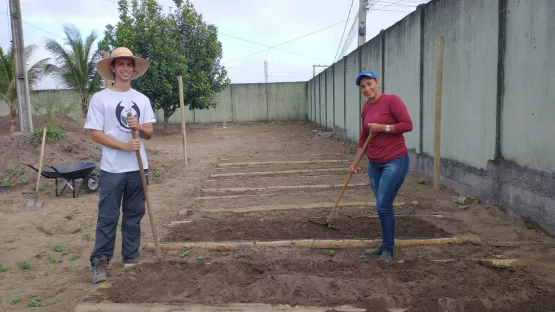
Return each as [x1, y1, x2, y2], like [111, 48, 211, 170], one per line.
[0, 130, 100, 192]
[0, 114, 83, 133]
[107, 256, 555, 311]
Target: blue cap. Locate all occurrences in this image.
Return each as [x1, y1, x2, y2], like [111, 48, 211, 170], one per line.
[355, 70, 378, 85]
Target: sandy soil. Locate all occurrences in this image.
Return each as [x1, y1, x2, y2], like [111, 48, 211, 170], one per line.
[1, 121, 554, 311]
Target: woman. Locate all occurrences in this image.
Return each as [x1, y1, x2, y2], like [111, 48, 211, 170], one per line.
[350, 70, 413, 261]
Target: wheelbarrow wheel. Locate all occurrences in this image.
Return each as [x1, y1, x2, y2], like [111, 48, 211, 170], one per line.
[83, 173, 99, 193]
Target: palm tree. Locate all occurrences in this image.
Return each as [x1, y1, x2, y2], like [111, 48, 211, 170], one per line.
[0, 45, 50, 132]
[44, 24, 102, 123]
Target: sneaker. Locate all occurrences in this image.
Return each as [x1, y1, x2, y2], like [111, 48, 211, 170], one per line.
[123, 256, 142, 265]
[91, 256, 108, 284]
[364, 244, 383, 257]
[377, 248, 394, 262]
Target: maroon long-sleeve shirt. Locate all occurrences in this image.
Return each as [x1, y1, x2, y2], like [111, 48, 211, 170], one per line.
[357, 94, 413, 163]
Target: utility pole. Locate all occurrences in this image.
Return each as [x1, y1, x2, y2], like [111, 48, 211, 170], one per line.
[9, 0, 33, 133]
[358, 0, 368, 47]
[312, 64, 329, 78]
[264, 60, 268, 83]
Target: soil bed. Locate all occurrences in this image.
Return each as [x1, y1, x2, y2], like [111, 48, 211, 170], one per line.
[219, 152, 350, 163]
[203, 173, 370, 189]
[162, 208, 449, 242]
[212, 163, 353, 174]
[189, 189, 413, 211]
[106, 254, 555, 312]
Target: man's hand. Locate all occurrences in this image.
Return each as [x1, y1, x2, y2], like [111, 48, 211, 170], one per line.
[123, 139, 141, 152]
[126, 115, 141, 131]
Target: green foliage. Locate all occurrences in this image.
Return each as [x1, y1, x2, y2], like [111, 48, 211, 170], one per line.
[44, 24, 102, 118]
[26, 296, 41, 307]
[0, 45, 51, 121]
[29, 125, 66, 146]
[99, 0, 230, 130]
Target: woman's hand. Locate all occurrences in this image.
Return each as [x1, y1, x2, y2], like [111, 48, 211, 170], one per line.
[367, 123, 385, 133]
[350, 163, 361, 174]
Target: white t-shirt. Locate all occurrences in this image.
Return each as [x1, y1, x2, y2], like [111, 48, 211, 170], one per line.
[84, 88, 156, 173]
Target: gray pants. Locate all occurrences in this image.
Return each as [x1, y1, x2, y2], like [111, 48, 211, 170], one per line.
[89, 169, 148, 266]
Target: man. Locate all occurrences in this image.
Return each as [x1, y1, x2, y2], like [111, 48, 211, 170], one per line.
[84, 47, 156, 284]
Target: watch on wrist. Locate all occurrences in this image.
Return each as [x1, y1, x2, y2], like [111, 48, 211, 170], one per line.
[385, 125, 391, 132]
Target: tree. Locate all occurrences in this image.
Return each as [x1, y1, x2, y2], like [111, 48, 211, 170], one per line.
[0, 45, 50, 132]
[99, 0, 230, 133]
[44, 24, 102, 124]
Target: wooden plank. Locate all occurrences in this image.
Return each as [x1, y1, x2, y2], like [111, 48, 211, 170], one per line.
[75, 303, 366, 312]
[218, 160, 350, 167]
[146, 235, 482, 252]
[209, 168, 349, 178]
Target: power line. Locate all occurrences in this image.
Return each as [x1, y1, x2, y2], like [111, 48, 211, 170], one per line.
[219, 32, 325, 61]
[0, 10, 65, 39]
[225, 18, 355, 64]
[333, 0, 355, 62]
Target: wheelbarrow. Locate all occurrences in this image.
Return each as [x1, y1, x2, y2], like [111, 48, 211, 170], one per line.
[20, 161, 99, 198]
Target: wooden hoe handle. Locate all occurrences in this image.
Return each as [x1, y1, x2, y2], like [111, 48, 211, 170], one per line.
[127, 112, 162, 258]
[326, 130, 372, 225]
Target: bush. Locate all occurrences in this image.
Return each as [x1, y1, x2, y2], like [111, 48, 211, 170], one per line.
[29, 125, 66, 146]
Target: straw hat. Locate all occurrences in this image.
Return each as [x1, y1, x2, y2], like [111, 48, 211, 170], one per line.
[96, 47, 150, 81]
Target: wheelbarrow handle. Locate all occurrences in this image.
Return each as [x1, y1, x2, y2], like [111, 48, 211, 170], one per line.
[42, 163, 59, 174]
[20, 161, 59, 177]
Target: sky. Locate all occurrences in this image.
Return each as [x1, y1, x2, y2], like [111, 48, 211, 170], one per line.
[0, 0, 427, 90]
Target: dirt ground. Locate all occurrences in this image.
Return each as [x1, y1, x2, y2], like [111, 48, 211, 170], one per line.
[1, 121, 555, 311]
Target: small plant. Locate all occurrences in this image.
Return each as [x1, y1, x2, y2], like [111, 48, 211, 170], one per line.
[20, 262, 32, 270]
[328, 249, 336, 257]
[62, 251, 69, 256]
[69, 254, 79, 261]
[49, 299, 58, 305]
[64, 211, 74, 220]
[26, 296, 41, 307]
[83, 232, 92, 240]
[180, 250, 190, 258]
[49, 256, 56, 264]
[7, 168, 24, 175]
[418, 178, 427, 184]
[10, 295, 23, 305]
[197, 255, 208, 263]
[0, 266, 8, 272]
[53, 245, 65, 252]
[1, 177, 9, 187]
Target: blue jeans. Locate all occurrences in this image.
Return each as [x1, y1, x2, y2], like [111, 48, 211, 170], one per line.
[90, 170, 148, 266]
[368, 153, 409, 250]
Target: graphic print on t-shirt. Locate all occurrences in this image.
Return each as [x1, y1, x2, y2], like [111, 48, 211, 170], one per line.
[115, 101, 141, 133]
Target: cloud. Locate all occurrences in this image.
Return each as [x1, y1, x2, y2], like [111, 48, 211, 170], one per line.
[0, 0, 422, 89]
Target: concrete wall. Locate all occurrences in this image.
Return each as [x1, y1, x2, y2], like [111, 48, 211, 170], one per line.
[0, 82, 308, 125]
[307, 0, 555, 236]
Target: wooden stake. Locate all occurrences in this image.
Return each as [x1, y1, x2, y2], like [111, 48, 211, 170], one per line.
[195, 201, 413, 213]
[433, 36, 445, 190]
[201, 183, 369, 194]
[75, 303, 366, 312]
[146, 235, 482, 252]
[218, 160, 350, 167]
[209, 168, 349, 178]
[102, 52, 112, 89]
[177, 75, 188, 166]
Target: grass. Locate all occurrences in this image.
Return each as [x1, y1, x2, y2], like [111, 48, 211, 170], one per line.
[29, 125, 66, 146]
